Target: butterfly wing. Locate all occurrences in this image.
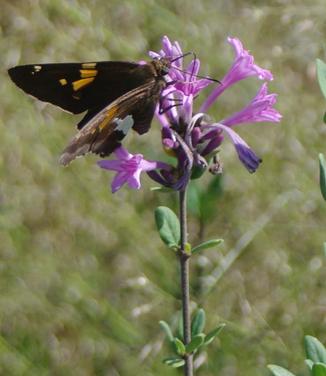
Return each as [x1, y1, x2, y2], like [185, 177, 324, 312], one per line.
[8, 61, 154, 117]
[59, 78, 166, 165]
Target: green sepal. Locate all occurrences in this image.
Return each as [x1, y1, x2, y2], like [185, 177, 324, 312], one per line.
[305, 336, 326, 363]
[191, 164, 207, 180]
[192, 239, 224, 254]
[154, 206, 180, 248]
[267, 365, 296, 376]
[319, 154, 326, 201]
[185, 334, 205, 354]
[159, 320, 174, 342]
[312, 363, 326, 376]
[191, 308, 206, 337]
[204, 323, 226, 345]
[173, 337, 186, 356]
[316, 59, 326, 99]
[163, 357, 185, 368]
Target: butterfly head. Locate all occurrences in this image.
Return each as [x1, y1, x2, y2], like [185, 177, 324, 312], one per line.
[152, 57, 171, 77]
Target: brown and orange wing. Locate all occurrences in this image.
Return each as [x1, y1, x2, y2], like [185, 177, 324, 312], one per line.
[59, 79, 161, 165]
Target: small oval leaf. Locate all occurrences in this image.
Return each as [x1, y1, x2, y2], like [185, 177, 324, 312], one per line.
[192, 239, 224, 254]
[317, 59, 326, 99]
[204, 323, 226, 345]
[155, 206, 180, 248]
[267, 365, 296, 376]
[305, 336, 326, 363]
[191, 309, 206, 337]
[319, 154, 326, 201]
[312, 363, 326, 376]
[185, 334, 205, 354]
[305, 359, 314, 370]
[173, 337, 186, 356]
[163, 357, 185, 368]
[159, 320, 174, 342]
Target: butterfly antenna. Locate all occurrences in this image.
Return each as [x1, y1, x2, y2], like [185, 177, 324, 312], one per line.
[170, 52, 193, 63]
[172, 65, 221, 84]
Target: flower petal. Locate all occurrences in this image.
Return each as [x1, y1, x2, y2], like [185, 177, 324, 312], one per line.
[221, 83, 282, 127]
[200, 37, 274, 112]
[114, 146, 131, 160]
[212, 123, 262, 172]
[111, 172, 128, 193]
[128, 169, 142, 190]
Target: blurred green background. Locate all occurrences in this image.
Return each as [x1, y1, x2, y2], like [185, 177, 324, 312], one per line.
[0, 0, 325, 375]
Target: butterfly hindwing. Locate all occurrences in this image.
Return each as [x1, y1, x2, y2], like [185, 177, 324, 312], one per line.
[59, 77, 166, 165]
[8, 61, 155, 115]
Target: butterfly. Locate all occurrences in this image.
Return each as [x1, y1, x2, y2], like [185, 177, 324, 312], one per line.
[8, 57, 173, 165]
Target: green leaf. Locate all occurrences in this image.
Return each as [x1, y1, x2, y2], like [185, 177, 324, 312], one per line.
[191, 309, 206, 336]
[159, 321, 174, 342]
[312, 363, 326, 376]
[316, 59, 326, 99]
[267, 365, 296, 376]
[305, 359, 314, 370]
[154, 206, 180, 248]
[204, 323, 226, 345]
[319, 154, 326, 201]
[185, 334, 205, 353]
[177, 312, 184, 340]
[192, 239, 224, 254]
[185, 242, 192, 255]
[305, 336, 326, 363]
[187, 175, 223, 223]
[173, 337, 186, 356]
[150, 186, 174, 193]
[163, 357, 185, 368]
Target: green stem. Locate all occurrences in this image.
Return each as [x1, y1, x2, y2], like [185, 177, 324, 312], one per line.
[179, 188, 193, 376]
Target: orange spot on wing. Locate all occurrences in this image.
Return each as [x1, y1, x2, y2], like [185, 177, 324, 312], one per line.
[80, 69, 98, 78]
[82, 62, 97, 69]
[59, 78, 67, 86]
[98, 105, 118, 131]
[72, 77, 95, 91]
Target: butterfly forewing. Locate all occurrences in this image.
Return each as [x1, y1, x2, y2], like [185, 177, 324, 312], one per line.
[8, 61, 154, 115]
[8, 57, 171, 164]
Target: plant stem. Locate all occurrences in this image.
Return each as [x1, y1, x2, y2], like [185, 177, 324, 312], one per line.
[179, 188, 193, 376]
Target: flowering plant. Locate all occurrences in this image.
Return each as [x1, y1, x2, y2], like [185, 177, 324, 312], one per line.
[99, 36, 281, 192]
[99, 36, 281, 375]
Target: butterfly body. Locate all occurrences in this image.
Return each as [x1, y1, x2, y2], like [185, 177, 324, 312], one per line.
[8, 57, 171, 164]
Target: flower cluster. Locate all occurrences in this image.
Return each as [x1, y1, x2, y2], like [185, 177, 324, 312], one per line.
[99, 36, 281, 193]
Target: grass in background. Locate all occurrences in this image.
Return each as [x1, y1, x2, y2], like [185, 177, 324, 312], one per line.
[0, 1, 325, 375]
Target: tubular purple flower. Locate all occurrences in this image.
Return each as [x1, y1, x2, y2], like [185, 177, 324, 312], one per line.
[200, 37, 274, 112]
[204, 123, 262, 172]
[221, 83, 282, 127]
[97, 147, 170, 193]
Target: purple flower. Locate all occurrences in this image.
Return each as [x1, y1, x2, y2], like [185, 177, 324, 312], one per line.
[201, 123, 262, 173]
[221, 83, 282, 127]
[97, 147, 169, 193]
[150, 37, 213, 127]
[200, 37, 273, 112]
[98, 35, 281, 192]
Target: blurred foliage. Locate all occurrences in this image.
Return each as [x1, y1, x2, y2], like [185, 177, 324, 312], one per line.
[0, 0, 326, 375]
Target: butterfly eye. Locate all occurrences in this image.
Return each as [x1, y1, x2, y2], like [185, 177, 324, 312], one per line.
[162, 66, 170, 75]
